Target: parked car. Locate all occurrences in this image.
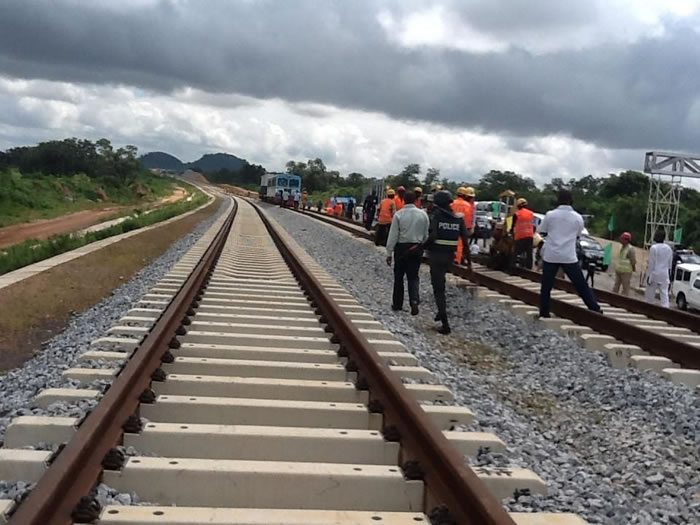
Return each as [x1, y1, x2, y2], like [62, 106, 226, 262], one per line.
[671, 249, 700, 279]
[473, 213, 493, 239]
[577, 235, 607, 271]
[672, 263, 700, 310]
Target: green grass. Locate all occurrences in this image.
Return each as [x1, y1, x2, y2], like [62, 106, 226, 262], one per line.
[0, 190, 209, 276]
[0, 169, 179, 228]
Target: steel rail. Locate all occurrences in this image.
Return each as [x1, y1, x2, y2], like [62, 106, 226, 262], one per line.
[507, 266, 700, 334]
[252, 201, 516, 525]
[292, 206, 700, 369]
[454, 266, 700, 369]
[9, 199, 237, 525]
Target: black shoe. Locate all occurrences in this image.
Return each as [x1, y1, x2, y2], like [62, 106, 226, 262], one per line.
[411, 304, 419, 316]
[391, 305, 402, 311]
[437, 324, 451, 335]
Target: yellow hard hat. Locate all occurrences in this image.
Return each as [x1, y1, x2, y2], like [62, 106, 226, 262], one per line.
[516, 197, 528, 207]
[464, 186, 476, 197]
[414, 186, 423, 193]
[457, 186, 469, 197]
[387, 188, 395, 196]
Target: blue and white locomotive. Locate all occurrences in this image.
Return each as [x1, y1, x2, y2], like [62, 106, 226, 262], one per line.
[260, 172, 302, 204]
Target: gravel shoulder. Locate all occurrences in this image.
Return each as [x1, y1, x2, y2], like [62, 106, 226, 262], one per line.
[267, 205, 699, 525]
[0, 199, 228, 444]
[0, 198, 220, 371]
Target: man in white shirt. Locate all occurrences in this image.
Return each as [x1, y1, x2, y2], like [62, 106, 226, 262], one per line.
[386, 191, 430, 315]
[645, 229, 674, 308]
[537, 190, 601, 318]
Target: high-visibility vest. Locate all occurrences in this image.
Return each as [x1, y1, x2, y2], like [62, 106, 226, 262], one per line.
[395, 196, 405, 211]
[334, 203, 343, 217]
[514, 208, 535, 240]
[377, 198, 395, 224]
[616, 246, 634, 273]
[451, 198, 471, 229]
[464, 201, 475, 229]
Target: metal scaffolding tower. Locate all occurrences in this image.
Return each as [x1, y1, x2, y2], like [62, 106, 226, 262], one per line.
[643, 151, 700, 247]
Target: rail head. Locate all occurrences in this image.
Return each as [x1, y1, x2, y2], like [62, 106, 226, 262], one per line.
[251, 200, 516, 525]
[8, 198, 237, 525]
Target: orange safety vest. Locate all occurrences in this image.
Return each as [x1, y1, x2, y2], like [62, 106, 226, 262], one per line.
[451, 198, 470, 227]
[334, 203, 343, 217]
[465, 201, 475, 229]
[395, 196, 405, 211]
[514, 208, 535, 240]
[378, 198, 395, 224]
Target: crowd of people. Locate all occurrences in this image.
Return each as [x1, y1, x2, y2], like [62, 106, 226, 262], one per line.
[358, 185, 676, 336]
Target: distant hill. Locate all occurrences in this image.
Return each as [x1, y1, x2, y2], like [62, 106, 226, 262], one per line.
[139, 151, 184, 171]
[139, 151, 247, 173]
[187, 153, 246, 173]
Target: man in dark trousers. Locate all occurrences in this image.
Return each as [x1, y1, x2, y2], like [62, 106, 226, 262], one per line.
[386, 191, 429, 315]
[538, 190, 601, 318]
[362, 191, 378, 231]
[423, 190, 471, 334]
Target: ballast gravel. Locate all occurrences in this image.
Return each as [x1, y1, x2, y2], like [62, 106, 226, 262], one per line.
[0, 199, 227, 447]
[268, 206, 699, 525]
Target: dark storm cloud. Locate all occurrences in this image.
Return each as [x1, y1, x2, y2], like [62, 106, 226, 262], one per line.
[0, 0, 699, 151]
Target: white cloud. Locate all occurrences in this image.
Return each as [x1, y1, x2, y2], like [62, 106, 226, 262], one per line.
[0, 77, 651, 185]
[379, 0, 700, 55]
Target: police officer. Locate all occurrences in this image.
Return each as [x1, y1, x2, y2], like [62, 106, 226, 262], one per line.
[423, 190, 471, 335]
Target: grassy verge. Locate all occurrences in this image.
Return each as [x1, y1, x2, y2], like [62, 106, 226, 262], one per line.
[0, 170, 179, 228]
[0, 189, 209, 275]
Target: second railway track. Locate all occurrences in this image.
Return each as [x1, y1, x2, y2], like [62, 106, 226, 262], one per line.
[293, 207, 700, 387]
[0, 197, 589, 524]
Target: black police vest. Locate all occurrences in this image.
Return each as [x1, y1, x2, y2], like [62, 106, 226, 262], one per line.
[432, 209, 461, 253]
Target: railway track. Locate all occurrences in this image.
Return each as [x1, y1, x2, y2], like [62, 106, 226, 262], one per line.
[291, 208, 700, 387]
[0, 197, 589, 524]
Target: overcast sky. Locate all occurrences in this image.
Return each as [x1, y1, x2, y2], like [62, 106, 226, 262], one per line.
[1, 0, 699, 183]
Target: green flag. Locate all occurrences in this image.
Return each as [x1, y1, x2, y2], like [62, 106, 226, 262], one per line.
[674, 227, 683, 244]
[607, 214, 615, 233]
[603, 243, 613, 266]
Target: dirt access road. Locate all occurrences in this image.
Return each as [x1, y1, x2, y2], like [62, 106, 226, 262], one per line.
[0, 187, 188, 249]
[0, 207, 122, 249]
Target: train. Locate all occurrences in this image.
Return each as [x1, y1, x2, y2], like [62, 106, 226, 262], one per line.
[260, 172, 302, 204]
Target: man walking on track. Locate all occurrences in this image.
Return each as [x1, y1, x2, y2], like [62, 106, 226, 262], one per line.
[645, 229, 673, 308]
[375, 189, 396, 246]
[450, 187, 475, 265]
[386, 191, 429, 315]
[537, 190, 601, 318]
[612, 232, 636, 296]
[511, 197, 535, 269]
[424, 190, 471, 334]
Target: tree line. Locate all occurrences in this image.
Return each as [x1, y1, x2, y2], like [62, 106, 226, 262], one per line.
[0, 138, 143, 183]
[280, 159, 699, 250]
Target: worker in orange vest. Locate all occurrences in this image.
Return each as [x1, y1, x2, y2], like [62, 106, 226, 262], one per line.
[395, 186, 406, 211]
[334, 200, 344, 217]
[375, 189, 397, 246]
[414, 187, 424, 208]
[451, 186, 476, 265]
[511, 197, 535, 269]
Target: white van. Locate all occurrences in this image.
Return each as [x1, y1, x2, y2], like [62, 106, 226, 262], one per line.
[672, 263, 700, 311]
